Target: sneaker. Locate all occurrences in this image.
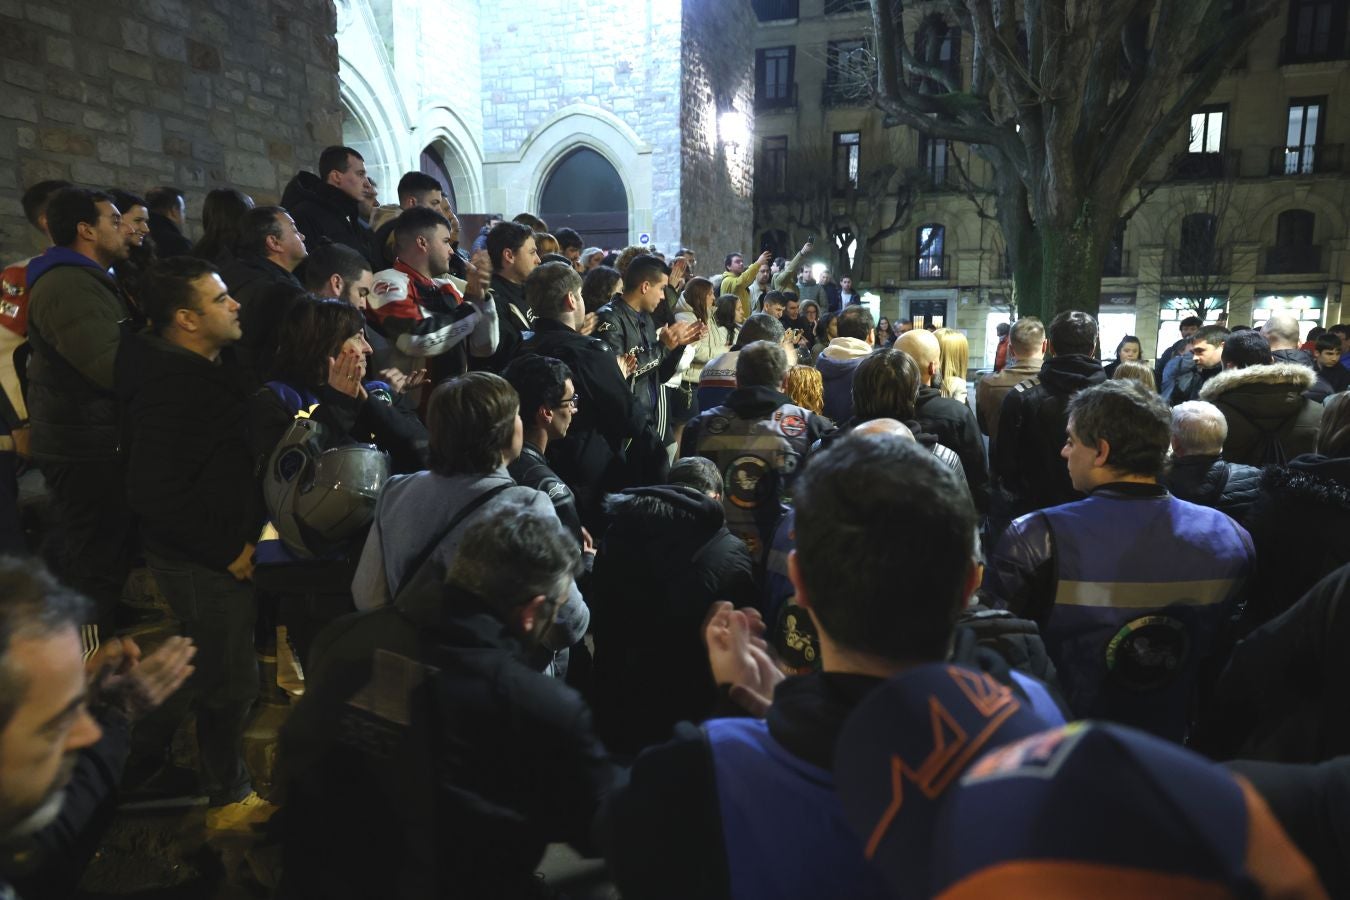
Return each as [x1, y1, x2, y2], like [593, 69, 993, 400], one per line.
[204, 792, 277, 835]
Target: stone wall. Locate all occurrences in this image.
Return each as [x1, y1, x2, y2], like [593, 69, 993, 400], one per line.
[478, 0, 684, 248]
[0, 0, 342, 260]
[680, 0, 756, 271]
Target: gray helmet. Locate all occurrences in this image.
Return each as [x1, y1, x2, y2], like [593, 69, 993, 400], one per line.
[263, 418, 390, 559]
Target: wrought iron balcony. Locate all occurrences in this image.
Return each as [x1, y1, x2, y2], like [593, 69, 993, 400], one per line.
[752, 0, 799, 21]
[1163, 247, 1231, 278]
[1264, 245, 1323, 275]
[755, 82, 798, 113]
[1268, 144, 1344, 176]
[822, 80, 870, 108]
[910, 254, 950, 280]
[1167, 150, 1242, 180]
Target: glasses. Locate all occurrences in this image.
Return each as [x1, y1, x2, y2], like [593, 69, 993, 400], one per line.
[556, 394, 580, 410]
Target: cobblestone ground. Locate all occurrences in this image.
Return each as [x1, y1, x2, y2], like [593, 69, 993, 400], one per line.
[76, 569, 619, 899]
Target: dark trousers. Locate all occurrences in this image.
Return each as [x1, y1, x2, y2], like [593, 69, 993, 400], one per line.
[41, 459, 136, 640]
[146, 551, 258, 805]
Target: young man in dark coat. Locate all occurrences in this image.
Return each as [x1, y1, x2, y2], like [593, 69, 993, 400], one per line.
[518, 261, 668, 528]
[119, 257, 268, 829]
[281, 145, 377, 268]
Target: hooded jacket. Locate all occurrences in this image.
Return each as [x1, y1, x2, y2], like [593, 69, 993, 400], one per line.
[816, 336, 871, 423]
[25, 247, 131, 462]
[281, 170, 377, 268]
[279, 586, 619, 900]
[1240, 454, 1350, 631]
[994, 354, 1106, 516]
[1199, 363, 1321, 466]
[118, 333, 263, 570]
[1163, 454, 1262, 526]
[1272, 347, 1315, 368]
[590, 485, 756, 755]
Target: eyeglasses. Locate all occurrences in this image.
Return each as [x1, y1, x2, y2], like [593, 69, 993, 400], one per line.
[556, 394, 580, 410]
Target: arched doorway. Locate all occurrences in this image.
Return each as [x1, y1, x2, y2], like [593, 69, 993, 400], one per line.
[538, 148, 628, 250]
[420, 143, 459, 212]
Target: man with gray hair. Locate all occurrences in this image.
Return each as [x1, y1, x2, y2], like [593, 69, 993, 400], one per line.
[1162, 401, 1262, 525]
[683, 340, 832, 567]
[281, 499, 618, 899]
[1262, 312, 1314, 368]
[977, 317, 1045, 443]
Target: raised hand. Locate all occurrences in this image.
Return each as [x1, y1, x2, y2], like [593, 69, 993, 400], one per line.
[465, 249, 492, 300]
[91, 636, 197, 722]
[703, 601, 784, 717]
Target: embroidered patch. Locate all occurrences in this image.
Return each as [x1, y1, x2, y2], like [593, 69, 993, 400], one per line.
[1104, 615, 1189, 691]
[724, 455, 771, 510]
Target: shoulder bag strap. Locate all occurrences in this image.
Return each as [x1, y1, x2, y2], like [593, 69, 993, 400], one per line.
[392, 482, 513, 599]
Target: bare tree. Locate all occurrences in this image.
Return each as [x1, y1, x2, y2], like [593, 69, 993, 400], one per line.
[754, 142, 924, 282]
[869, 0, 1280, 320]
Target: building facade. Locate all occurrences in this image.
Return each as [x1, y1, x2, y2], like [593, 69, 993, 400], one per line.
[750, 0, 1350, 366]
[336, 0, 756, 267]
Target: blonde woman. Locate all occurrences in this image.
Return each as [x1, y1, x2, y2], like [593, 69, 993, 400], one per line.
[784, 365, 827, 418]
[1112, 360, 1157, 393]
[934, 328, 970, 404]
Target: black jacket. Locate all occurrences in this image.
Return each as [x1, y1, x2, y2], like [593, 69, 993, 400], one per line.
[119, 334, 264, 570]
[280, 586, 620, 900]
[1163, 454, 1262, 525]
[1273, 347, 1315, 368]
[518, 318, 665, 526]
[220, 255, 302, 385]
[476, 274, 531, 373]
[994, 354, 1106, 516]
[147, 212, 192, 257]
[915, 385, 990, 512]
[1206, 561, 1350, 766]
[508, 442, 582, 544]
[590, 485, 756, 756]
[281, 171, 377, 269]
[1305, 363, 1350, 403]
[1167, 357, 1221, 405]
[595, 297, 681, 437]
[1240, 454, 1350, 631]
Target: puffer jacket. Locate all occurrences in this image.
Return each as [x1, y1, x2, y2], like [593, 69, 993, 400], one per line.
[1199, 363, 1321, 466]
[816, 337, 871, 423]
[25, 248, 131, 462]
[1163, 454, 1262, 525]
[1240, 454, 1350, 631]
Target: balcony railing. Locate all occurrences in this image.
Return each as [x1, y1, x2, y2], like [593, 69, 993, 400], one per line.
[822, 80, 870, 108]
[824, 0, 869, 13]
[1268, 144, 1344, 176]
[755, 82, 798, 112]
[1163, 247, 1231, 278]
[1168, 150, 1242, 180]
[1264, 245, 1323, 275]
[910, 254, 951, 280]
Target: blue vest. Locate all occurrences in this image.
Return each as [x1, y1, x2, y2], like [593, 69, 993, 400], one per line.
[704, 717, 893, 900]
[1039, 492, 1253, 740]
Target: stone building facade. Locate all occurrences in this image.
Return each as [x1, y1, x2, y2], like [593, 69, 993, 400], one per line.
[751, 0, 1350, 367]
[337, 0, 756, 267]
[0, 0, 342, 260]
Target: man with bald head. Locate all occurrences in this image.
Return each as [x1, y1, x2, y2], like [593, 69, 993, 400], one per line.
[896, 328, 989, 512]
[1261, 313, 1314, 368]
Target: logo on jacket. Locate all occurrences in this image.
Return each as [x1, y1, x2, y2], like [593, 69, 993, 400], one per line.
[724, 455, 771, 509]
[777, 412, 807, 438]
[1104, 615, 1189, 691]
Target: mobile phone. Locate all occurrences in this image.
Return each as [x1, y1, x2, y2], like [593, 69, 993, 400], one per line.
[806, 234, 815, 244]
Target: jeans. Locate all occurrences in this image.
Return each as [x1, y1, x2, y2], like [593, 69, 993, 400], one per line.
[146, 551, 258, 805]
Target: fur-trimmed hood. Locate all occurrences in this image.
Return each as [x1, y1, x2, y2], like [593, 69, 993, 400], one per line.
[1199, 362, 1316, 402]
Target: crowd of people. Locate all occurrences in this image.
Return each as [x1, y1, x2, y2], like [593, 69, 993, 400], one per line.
[0, 145, 1346, 899]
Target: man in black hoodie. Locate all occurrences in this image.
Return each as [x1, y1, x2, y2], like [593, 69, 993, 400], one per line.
[995, 310, 1106, 517]
[281, 146, 377, 268]
[119, 257, 269, 827]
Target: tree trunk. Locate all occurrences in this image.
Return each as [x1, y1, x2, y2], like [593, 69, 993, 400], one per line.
[1037, 215, 1110, 323]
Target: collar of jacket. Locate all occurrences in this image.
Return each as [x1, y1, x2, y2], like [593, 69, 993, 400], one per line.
[317, 182, 362, 221]
[24, 245, 112, 290]
[1088, 481, 1168, 499]
[724, 384, 796, 416]
[424, 584, 528, 657]
[1198, 362, 1317, 401]
[765, 671, 884, 771]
